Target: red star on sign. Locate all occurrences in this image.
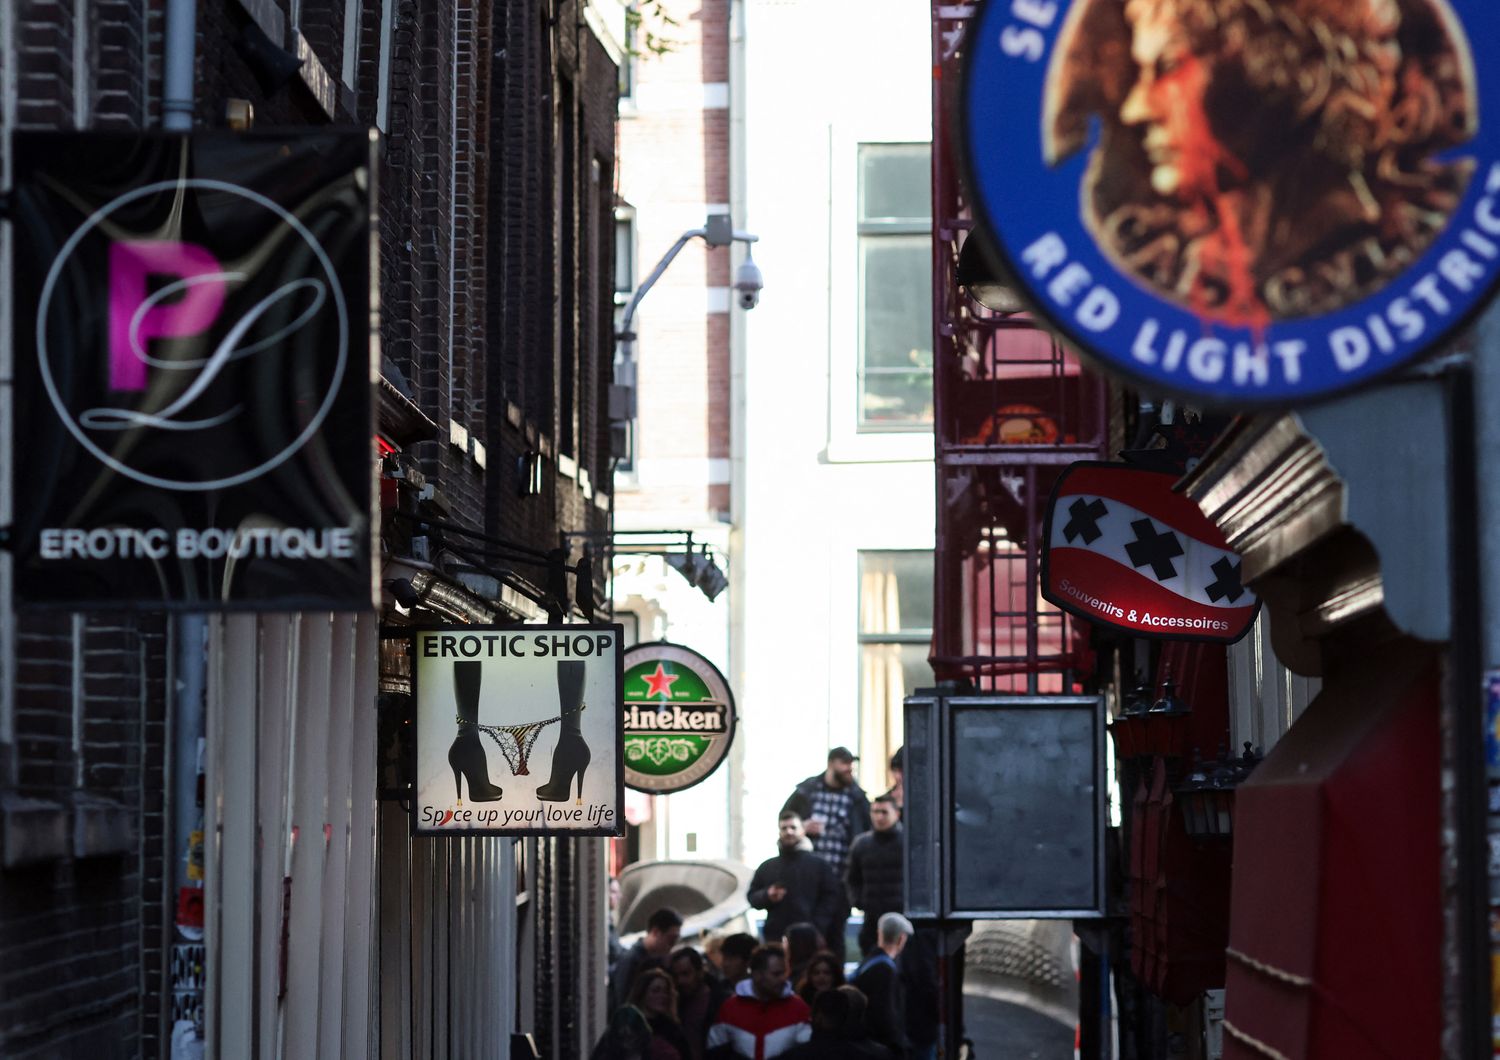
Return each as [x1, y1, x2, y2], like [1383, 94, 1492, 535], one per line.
[640, 663, 680, 698]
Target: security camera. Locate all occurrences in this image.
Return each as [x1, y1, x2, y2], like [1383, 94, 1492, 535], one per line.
[734, 254, 763, 310]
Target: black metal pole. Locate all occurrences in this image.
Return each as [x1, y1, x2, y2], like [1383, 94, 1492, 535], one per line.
[937, 921, 969, 1057]
[1445, 363, 1491, 1058]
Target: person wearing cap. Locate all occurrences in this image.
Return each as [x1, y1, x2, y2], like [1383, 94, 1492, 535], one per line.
[781, 746, 872, 954]
[852, 912, 914, 1057]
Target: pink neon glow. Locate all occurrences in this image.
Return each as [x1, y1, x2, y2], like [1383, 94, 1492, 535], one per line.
[108, 240, 226, 391]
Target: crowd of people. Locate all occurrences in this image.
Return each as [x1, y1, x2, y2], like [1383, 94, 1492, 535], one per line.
[598, 746, 940, 1060]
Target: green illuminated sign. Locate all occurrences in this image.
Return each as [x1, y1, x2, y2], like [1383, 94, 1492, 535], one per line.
[622, 642, 736, 794]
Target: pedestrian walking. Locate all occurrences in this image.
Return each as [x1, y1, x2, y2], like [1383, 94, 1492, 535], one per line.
[884, 747, 904, 812]
[703, 933, 726, 974]
[715, 932, 759, 986]
[670, 946, 730, 1060]
[706, 945, 812, 1059]
[794, 950, 846, 1007]
[748, 812, 841, 945]
[608, 877, 627, 971]
[851, 913, 914, 1057]
[900, 928, 941, 1060]
[592, 967, 694, 1060]
[781, 747, 871, 950]
[779, 985, 894, 1060]
[845, 794, 904, 956]
[781, 922, 823, 986]
[610, 907, 685, 1012]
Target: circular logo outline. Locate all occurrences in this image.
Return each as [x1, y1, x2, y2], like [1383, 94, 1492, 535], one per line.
[959, 0, 1500, 407]
[622, 641, 737, 795]
[36, 177, 350, 491]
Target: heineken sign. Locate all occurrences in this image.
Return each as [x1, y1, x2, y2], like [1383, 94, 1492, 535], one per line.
[622, 642, 737, 794]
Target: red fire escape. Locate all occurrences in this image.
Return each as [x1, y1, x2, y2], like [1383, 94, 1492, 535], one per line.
[929, 2, 1114, 693]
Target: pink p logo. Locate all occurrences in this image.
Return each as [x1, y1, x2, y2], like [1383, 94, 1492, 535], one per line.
[108, 240, 227, 391]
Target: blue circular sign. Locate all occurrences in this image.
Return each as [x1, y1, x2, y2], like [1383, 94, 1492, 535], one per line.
[962, 0, 1500, 405]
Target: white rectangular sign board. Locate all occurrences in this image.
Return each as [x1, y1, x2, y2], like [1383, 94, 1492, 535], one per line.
[412, 624, 623, 836]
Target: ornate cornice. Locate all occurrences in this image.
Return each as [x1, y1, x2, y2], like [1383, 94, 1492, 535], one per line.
[1183, 415, 1346, 583]
[1180, 412, 1416, 673]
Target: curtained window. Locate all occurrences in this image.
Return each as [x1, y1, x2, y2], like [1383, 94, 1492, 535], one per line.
[858, 551, 934, 792]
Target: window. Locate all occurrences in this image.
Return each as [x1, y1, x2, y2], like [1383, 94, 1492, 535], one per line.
[615, 209, 635, 301]
[619, 5, 639, 102]
[612, 206, 638, 474]
[858, 551, 934, 789]
[858, 144, 933, 432]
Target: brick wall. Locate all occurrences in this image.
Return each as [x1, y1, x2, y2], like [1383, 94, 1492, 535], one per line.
[3, 2, 171, 1054]
[485, 0, 617, 563]
[2, 614, 167, 1058]
[3, 1, 617, 1053]
[616, 0, 733, 523]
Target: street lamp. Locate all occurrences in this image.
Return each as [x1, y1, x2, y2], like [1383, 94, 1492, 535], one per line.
[565, 529, 730, 603]
[663, 542, 730, 602]
[1176, 743, 1262, 841]
[956, 224, 1026, 315]
[1143, 672, 1194, 760]
[611, 214, 762, 438]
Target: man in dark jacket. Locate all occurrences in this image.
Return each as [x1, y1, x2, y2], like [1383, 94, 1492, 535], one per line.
[608, 906, 683, 1011]
[779, 985, 894, 1059]
[845, 794, 904, 956]
[717, 932, 758, 986]
[748, 812, 841, 945]
[782, 747, 872, 951]
[852, 913, 913, 1057]
[883, 747, 904, 812]
[671, 945, 731, 1060]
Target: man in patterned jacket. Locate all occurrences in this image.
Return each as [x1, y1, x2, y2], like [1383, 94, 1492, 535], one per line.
[781, 746, 872, 953]
[706, 946, 811, 1059]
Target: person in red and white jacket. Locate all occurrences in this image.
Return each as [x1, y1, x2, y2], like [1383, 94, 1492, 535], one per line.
[706, 945, 811, 1059]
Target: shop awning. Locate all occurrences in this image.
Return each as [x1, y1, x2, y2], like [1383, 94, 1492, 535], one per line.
[1222, 644, 1441, 1059]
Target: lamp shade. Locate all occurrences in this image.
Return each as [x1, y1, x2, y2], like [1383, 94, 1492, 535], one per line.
[957, 228, 1027, 314]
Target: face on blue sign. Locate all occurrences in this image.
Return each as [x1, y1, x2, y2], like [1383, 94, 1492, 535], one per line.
[963, 0, 1500, 404]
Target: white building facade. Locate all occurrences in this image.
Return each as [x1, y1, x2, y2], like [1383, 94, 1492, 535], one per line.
[732, 0, 936, 861]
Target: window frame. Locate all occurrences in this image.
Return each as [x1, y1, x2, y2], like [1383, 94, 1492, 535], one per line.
[612, 205, 638, 478]
[825, 127, 935, 465]
[855, 549, 935, 790]
[855, 142, 934, 436]
[856, 549, 936, 645]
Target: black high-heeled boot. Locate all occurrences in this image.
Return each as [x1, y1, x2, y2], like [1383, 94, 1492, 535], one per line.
[449, 660, 504, 804]
[536, 660, 591, 804]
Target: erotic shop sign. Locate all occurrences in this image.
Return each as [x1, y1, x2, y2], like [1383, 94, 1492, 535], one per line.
[961, 0, 1500, 404]
[411, 626, 624, 837]
[9, 130, 375, 609]
[1041, 463, 1258, 643]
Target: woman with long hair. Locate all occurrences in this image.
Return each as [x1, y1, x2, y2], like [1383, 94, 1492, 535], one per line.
[795, 949, 846, 1007]
[781, 922, 823, 987]
[591, 967, 694, 1060]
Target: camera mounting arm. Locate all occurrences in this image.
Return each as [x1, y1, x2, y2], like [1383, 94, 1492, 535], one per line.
[611, 216, 760, 448]
[616, 215, 761, 364]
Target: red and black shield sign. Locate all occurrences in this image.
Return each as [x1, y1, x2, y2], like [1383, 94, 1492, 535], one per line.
[1041, 463, 1258, 643]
